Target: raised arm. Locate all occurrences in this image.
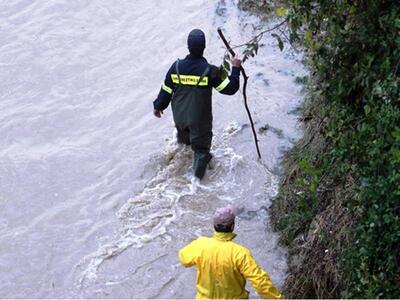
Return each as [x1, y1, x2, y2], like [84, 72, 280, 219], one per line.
[211, 54, 242, 95]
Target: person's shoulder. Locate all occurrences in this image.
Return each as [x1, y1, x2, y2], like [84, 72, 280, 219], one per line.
[170, 57, 184, 67]
[198, 235, 213, 242]
[230, 241, 252, 255]
[166, 57, 186, 73]
[166, 60, 176, 73]
[187, 235, 213, 248]
[207, 64, 221, 79]
[192, 235, 211, 243]
[207, 63, 218, 70]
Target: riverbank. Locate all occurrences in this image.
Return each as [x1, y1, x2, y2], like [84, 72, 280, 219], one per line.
[239, 0, 400, 298]
[269, 84, 352, 298]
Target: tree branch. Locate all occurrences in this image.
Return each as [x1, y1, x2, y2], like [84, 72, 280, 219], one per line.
[217, 28, 262, 159]
[231, 18, 288, 50]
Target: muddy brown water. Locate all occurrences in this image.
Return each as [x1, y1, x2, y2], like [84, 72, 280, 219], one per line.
[0, 0, 305, 298]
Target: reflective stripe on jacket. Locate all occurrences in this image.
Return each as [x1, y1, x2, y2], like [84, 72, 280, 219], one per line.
[179, 231, 282, 299]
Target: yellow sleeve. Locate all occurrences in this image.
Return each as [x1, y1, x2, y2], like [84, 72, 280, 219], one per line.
[237, 249, 282, 299]
[178, 239, 200, 268]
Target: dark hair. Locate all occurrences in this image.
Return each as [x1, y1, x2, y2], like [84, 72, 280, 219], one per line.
[214, 222, 234, 233]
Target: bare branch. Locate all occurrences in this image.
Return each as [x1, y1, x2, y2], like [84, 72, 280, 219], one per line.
[231, 18, 288, 50]
[217, 28, 262, 159]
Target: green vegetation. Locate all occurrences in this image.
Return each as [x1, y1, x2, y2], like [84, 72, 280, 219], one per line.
[268, 1, 400, 298]
[237, 0, 400, 297]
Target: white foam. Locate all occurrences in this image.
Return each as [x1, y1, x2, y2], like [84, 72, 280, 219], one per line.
[78, 121, 268, 285]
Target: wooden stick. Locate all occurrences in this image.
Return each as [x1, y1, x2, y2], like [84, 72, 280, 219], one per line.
[217, 28, 262, 159]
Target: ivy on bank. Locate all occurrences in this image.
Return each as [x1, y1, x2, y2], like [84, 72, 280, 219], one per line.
[281, 0, 400, 298]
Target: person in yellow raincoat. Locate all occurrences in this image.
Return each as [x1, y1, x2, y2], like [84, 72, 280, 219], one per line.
[179, 206, 282, 299]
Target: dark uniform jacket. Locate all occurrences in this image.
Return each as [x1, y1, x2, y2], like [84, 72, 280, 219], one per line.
[153, 54, 240, 112]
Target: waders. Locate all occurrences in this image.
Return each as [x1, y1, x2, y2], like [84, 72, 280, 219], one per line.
[171, 60, 212, 179]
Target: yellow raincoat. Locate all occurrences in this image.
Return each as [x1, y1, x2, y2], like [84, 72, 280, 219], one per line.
[179, 231, 282, 299]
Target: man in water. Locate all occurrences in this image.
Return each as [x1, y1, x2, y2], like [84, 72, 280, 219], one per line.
[153, 29, 241, 179]
[179, 206, 282, 299]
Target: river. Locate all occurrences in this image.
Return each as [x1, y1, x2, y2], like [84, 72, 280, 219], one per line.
[0, 0, 305, 298]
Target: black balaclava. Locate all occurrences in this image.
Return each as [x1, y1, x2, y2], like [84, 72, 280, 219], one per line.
[187, 29, 206, 57]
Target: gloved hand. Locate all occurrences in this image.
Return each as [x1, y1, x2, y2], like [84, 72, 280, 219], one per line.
[153, 109, 163, 118]
[230, 54, 242, 68]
